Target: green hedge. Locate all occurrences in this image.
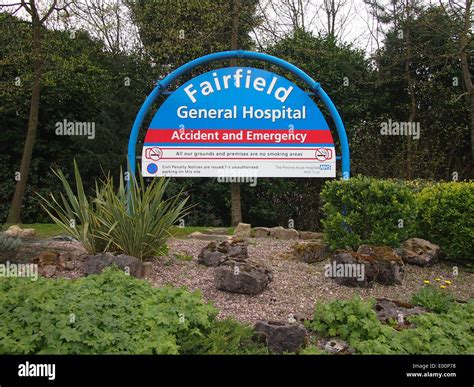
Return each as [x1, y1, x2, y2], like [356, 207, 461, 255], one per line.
[321, 176, 417, 250]
[417, 181, 474, 260]
[306, 297, 474, 354]
[0, 267, 266, 354]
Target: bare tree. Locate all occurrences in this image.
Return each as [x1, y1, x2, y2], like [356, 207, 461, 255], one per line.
[3, 0, 71, 224]
[61, 0, 141, 54]
[441, 0, 473, 163]
[230, 0, 243, 226]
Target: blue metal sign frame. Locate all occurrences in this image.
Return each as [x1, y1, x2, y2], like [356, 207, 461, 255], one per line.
[127, 50, 350, 185]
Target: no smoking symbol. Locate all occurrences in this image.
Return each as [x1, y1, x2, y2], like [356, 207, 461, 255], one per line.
[315, 148, 332, 161]
[145, 147, 163, 161]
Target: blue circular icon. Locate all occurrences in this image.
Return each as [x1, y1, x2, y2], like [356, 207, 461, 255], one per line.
[147, 163, 158, 174]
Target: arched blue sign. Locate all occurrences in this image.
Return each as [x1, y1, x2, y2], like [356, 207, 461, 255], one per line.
[128, 50, 350, 183]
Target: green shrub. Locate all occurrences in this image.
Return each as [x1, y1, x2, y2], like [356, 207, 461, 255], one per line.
[321, 176, 417, 250]
[0, 267, 268, 355]
[179, 318, 268, 355]
[392, 302, 474, 354]
[0, 267, 217, 354]
[306, 297, 396, 346]
[305, 297, 474, 354]
[411, 285, 455, 313]
[417, 181, 474, 260]
[38, 161, 190, 260]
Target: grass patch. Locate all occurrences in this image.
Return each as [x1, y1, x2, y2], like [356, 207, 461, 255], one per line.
[170, 226, 234, 238]
[2, 224, 234, 240]
[1, 223, 64, 239]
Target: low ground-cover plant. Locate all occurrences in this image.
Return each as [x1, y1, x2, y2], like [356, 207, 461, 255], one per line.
[38, 161, 190, 260]
[321, 176, 417, 250]
[0, 267, 267, 354]
[306, 297, 473, 354]
[417, 181, 474, 261]
[411, 285, 455, 313]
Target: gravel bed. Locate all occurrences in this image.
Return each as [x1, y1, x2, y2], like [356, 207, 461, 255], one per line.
[149, 238, 474, 325]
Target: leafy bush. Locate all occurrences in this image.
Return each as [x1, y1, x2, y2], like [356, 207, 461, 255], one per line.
[38, 161, 190, 260]
[411, 285, 455, 313]
[306, 297, 396, 346]
[179, 318, 267, 355]
[0, 267, 265, 354]
[306, 297, 474, 354]
[321, 176, 417, 250]
[417, 181, 474, 260]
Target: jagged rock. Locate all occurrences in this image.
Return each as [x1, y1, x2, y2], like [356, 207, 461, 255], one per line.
[329, 250, 376, 287]
[357, 245, 405, 285]
[41, 265, 57, 278]
[63, 261, 75, 270]
[4, 225, 36, 239]
[32, 251, 61, 267]
[214, 260, 272, 295]
[298, 231, 324, 240]
[202, 228, 228, 235]
[143, 262, 153, 278]
[270, 227, 299, 240]
[398, 238, 440, 267]
[254, 227, 270, 238]
[254, 321, 306, 354]
[292, 241, 329, 263]
[322, 338, 353, 354]
[52, 235, 79, 242]
[329, 246, 404, 287]
[375, 298, 427, 328]
[234, 223, 251, 239]
[17, 239, 88, 264]
[83, 253, 144, 278]
[198, 240, 248, 267]
[188, 231, 230, 241]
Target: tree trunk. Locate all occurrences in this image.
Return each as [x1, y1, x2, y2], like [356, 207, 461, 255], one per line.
[459, 0, 473, 166]
[230, 0, 242, 226]
[404, 0, 416, 180]
[6, 17, 43, 224]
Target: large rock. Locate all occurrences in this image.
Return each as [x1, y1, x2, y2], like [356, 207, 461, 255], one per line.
[188, 231, 230, 241]
[41, 265, 57, 278]
[322, 338, 353, 354]
[329, 250, 377, 287]
[198, 240, 248, 267]
[298, 231, 324, 240]
[374, 298, 426, 328]
[398, 238, 440, 267]
[254, 321, 306, 354]
[269, 227, 299, 240]
[83, 253, 144, 278]
[254, 227, 270, 238]
[4, 225, 36, 239]
[214, 260, 272, 295]
[202, 228, 228, 235]
[292, 241, 329, 263]
[357, 245, 405, 285]
[329, 246, 404, 287]
[234, 223, 251, 239]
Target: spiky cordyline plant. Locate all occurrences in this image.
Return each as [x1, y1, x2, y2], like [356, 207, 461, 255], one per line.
[38, 161, 190, 260]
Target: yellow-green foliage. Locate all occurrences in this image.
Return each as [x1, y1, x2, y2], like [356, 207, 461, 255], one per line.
[321, 176, 417, 250]
[417, 181, 474, 260]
